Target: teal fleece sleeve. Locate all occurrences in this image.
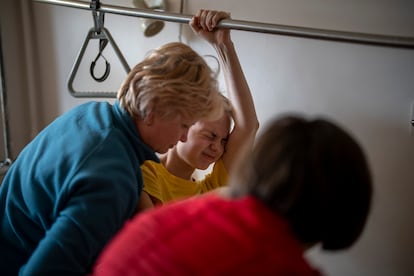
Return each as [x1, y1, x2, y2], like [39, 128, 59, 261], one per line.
[19, 132, 139, 275]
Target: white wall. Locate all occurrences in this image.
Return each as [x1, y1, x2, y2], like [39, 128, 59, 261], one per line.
[1, 0, 414, 275]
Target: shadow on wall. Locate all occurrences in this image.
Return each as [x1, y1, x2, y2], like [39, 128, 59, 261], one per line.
[33, 3, 61, 127]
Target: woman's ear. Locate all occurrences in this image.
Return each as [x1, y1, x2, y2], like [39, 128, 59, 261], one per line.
[143, 111, 154, 126]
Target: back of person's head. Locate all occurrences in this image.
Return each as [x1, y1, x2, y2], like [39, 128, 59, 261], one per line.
[117, 42, 224, 122]
[229, 115, 373, 251]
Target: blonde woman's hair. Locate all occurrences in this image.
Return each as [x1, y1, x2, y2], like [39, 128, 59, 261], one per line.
[117, 42, 224, 122]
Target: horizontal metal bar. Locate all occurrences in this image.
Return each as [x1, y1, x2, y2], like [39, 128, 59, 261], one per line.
[33, 0, 414, 49]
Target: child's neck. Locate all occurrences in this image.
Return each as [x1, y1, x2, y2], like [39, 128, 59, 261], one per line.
[160, 149, 195, 181]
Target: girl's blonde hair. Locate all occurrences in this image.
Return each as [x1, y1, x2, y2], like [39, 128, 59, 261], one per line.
[118, 42, 224, 122]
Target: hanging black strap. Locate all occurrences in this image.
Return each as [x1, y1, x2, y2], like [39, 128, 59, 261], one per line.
[89, 0, 110, 82]
[90, 39, 110, 82]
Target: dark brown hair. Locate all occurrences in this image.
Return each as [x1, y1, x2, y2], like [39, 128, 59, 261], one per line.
[229, 115, 372, 250]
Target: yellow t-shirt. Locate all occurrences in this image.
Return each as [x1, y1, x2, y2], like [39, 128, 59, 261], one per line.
[141, 159, 228, 204]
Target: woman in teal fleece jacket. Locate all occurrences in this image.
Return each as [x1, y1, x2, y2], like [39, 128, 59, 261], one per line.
[0, 42, 224, 275]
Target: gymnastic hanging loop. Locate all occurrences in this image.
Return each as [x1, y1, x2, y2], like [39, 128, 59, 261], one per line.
[68, 0, 132, 97]
[90, 0, 110, 82]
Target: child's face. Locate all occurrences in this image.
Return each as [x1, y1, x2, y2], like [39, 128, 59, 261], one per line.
[176, 114, 231, 170]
